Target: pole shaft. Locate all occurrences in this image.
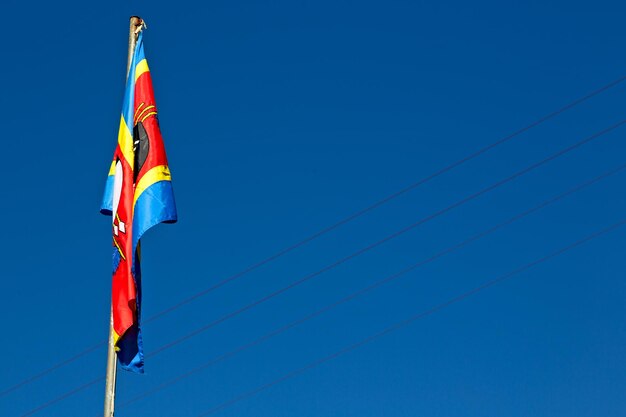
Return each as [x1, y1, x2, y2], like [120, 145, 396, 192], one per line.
[103, 15, 143, 417]
[103, 313, 117, 417]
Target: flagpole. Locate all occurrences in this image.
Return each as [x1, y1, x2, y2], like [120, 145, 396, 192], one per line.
[103, 15, 144, 417]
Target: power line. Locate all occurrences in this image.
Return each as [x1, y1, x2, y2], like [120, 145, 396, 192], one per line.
[2, 76, 623, 399]
[109, 163, 626, 412]
[144, 120, 626, 358]
[21, 121, 626, 417]
[0, 342, 104, 401]
[18, 376, 103, 417]
[141, 75, 626, 325]
[195, 219, 626, 416]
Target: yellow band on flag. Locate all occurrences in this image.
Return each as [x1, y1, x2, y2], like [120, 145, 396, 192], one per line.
[134, 165, 172, 205]
[134, 59, 150, 82]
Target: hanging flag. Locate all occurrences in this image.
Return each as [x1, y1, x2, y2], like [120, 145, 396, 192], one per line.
[100, 31, 177, 373]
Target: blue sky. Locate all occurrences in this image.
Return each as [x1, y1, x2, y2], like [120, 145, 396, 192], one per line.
[1, 1, 626, 416]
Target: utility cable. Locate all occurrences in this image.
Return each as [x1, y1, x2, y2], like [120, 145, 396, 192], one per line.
[195, 219, 626, 416]
[145, 120, 626, 358]
[109, 162, 626, 412]
[19, 120, 626, 417]
[2, 76, 622, 399]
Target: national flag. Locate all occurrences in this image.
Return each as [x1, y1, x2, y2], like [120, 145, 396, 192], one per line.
[100, 31, 177, 373]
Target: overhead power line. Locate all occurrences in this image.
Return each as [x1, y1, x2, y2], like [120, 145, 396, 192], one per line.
[194, 219, 626, 416]
[18, 376, 103, 417]
[109, 163, 626, 412]
[2, 75, 624, 400]
[143, 119, 626, 358]
[143, 74, 626, 326]
[141, 75, 626, 325]
[20, 121, 626, 417]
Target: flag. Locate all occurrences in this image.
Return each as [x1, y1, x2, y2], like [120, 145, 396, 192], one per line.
[100, 31, 177, 373]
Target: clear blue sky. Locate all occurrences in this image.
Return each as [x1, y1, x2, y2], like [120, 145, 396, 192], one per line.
[1, 1, 626, 416]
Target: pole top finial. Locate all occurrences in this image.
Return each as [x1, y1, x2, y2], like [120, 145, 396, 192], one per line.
[130, 16, 147, 34]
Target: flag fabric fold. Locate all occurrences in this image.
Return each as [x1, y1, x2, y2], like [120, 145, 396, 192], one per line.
[101, 31, 177, 373]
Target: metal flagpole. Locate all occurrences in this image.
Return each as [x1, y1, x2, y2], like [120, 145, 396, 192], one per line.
[103, 15, 144, 417]
[103, 311, 118, 417]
